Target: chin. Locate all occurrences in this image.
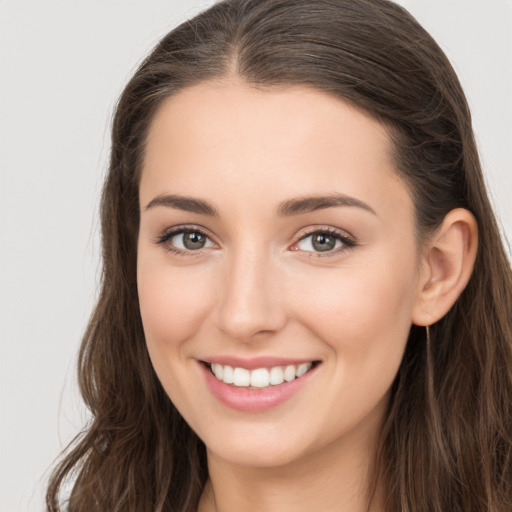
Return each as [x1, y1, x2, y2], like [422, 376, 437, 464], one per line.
[206, 437, 310, 469]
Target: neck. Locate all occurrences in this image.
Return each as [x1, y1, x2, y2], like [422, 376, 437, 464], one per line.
[197, 416, 385, 512]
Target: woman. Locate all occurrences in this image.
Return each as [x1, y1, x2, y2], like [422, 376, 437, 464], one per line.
[46, 0, 512, 510]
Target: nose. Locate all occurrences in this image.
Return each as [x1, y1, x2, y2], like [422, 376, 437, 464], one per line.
[214, 246, 287, 342]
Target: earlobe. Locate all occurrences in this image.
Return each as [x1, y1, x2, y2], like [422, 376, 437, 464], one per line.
[412, 208, 478, 326]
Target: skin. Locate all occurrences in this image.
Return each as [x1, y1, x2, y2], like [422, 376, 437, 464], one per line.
[137, 78, 478, 512]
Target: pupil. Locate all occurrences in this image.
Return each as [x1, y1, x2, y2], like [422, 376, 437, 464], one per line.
[184, 232, 206, 250]
[312, 234, 335, 252]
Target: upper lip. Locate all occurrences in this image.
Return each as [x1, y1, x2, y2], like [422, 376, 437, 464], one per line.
[200, 356, 319, 370]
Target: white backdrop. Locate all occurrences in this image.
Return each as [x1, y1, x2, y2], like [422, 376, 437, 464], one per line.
[1, 1, 510, 511]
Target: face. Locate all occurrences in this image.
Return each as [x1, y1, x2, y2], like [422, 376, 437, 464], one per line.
[137, 79, 423, 468]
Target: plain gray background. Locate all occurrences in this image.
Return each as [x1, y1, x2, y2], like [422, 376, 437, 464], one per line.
[1, 1, 510, 510]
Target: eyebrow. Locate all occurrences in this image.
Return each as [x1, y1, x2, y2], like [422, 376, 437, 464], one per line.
[145, 192, 376, 217]
[277, 193, 376, 217]
[145, 194, 219, 216]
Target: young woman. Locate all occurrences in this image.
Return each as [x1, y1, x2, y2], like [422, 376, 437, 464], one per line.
[46, 0, 512, 510]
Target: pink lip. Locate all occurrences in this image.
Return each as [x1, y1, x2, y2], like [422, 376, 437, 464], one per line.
[199, 360, 320, 413]
[202, 355, 317, 370]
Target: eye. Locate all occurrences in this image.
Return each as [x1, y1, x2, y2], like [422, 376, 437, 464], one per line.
[291, 228, 356, 255]
[172, 230, 211, 251]
[156, 227, 215, 255]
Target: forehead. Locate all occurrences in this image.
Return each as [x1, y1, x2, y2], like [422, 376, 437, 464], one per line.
[140, 79, 412, 222]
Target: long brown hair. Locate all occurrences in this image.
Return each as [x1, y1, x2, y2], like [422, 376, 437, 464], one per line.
[46, 1, 512, 510]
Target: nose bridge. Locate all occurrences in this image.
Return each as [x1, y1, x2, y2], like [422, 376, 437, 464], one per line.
[215, 240, 286, 341]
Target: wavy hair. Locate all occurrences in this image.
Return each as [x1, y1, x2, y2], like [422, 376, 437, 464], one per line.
[47, 1, 512, 510]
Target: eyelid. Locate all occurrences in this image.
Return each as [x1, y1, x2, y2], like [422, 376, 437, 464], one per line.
[154, 224, 357, 257]
[154, 224, 217, 255]
[290, 226, 357, 257]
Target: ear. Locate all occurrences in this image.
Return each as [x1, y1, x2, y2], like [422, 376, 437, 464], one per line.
[412, 208, 478, 326]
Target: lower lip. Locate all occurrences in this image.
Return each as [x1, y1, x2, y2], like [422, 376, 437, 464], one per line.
[200, 362, 319, 412]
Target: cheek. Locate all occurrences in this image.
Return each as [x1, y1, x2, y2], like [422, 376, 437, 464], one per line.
[294, 250, 417, 373]
[137, 258, 214, 355]
[288, 256, 417, 438]
[315, 273, 414, 342]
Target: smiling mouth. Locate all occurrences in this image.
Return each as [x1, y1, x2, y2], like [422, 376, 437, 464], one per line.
[202, 361, 321, 389]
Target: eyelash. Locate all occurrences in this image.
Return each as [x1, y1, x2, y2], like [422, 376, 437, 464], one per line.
[155, 226, 213, 257]
[293, 226, 357, 257]
[155, 225, 357, 258]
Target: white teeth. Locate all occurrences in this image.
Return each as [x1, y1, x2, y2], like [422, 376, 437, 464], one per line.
[284, 365, 296, 382]
[209, 362, 314, 388]
[233, 367, 250, 387]
[269, 366, 284, 385]
[212, 363, 223, 380]
[296, 363, 309, 377]
[223, 365, 234, 384]
[250, 368, 270, 388]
